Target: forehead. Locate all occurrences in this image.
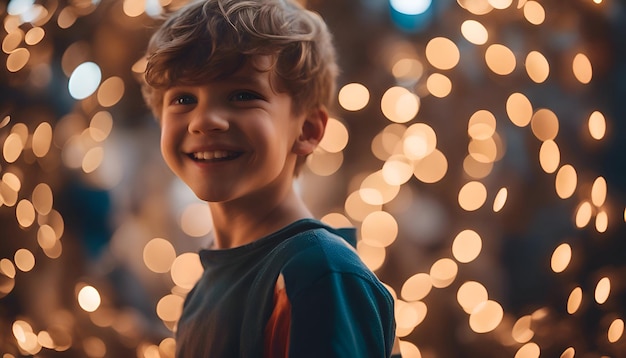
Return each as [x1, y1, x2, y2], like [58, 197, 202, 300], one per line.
[173, 55, 279, 90]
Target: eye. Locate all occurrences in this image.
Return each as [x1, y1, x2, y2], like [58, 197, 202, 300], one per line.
[170, 94, 197, 106]
[229, 91, 261, 102]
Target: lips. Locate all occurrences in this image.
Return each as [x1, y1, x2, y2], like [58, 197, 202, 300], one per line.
[188, 150, 243, 162]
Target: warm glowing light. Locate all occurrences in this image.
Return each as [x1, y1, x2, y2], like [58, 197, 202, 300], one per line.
[555, 165, 577, 199]
[97, 76, 125, 107]
[382, 155, 414, 185]
[401, 273, 432, 301]
[0, 259, 16, 279]
[469, 300, 504, 333]
[307, 149, 343, 176]
[123, 0, 145, 17]
[506, 92, 533, 127]
[429, 258, 458, 288]
[458, 181, 487, 211]
[461, 20, 488, 45]
[531, 108, 559, 141]
[468, 110, 496, 140]
[37, 225, 57, 250]
[83, 337, 106, 358]
[594, 277, 610, 304]
[25, 27, 45, 45]
[0, 115, 11, 128]
[356, 241, 386, 271]
[58, 7, 78, 28]
[573, 53, 593, 84]
[608, 319, 624, 343]
[14, 249, 35, 272]
[32, 122, 53, 158]
[485, 44, 516, 75]
[359, 171, 400, 205]
[143, 238, 177, 273]
[426, 73, 452, 98]
[515, 342, 540, 358]
[512, 315, 534, 343]
[68, 62, 102, 100]
[338, 83, 370, 111]
[523, 1, 545, 25]
[591, 176, 607, 207]
[6, 48, 30, 72]
[464, 155, 494, 179]
[156, 294, 185, 322]
[458, 0, 494, 15]
[159, 338, 177, 357]
[77, 285, 101, 312]
[425, 37, 460, 70]
[588, 111, 606, 140]
[575, 201, 593, 228]
[403, 123, 437, 160]
[567, 287, 583, 314]
[3, 133, 24, 163]
[550, 243, 572, 273]
[595, 210, 608, 233]
[381, 86, 420, 123]
[345, 190, 382, 222]
[525, 51, 549, 83]
[452, 230, 482, 263]
[180, 202, 213, 238]
[89, 111, 113, 142]
[361, 211, 398, 248]
[2, 172, 22, 192]
[457, 281, 488, 314]
[32, 183, 53, 215]
[488, 0, 512, 9]
[395, 300, 421, 333]
[561, 347, 576, 358]
[320, 212, 352, 228]
[399, 340, 422, 358]
[16, 199, 36, 228]
[319, 118, 349, 153]
[493, 187, 508, 212]
[82, 146, 104, 173]
[392, 58, 424, 81]
[2, 29, 24, 53]
[413, 149, 448, 183]
[539, 140, 560, 174]
[170, 253, 203, 290]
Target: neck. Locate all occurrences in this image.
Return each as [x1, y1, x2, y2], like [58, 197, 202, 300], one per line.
[208, 187, 313, 249]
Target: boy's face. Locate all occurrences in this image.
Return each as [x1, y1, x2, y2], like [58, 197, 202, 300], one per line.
[159, 57, 307, 204]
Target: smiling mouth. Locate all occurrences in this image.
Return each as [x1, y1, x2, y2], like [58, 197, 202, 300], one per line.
[189, 150, 243, 162]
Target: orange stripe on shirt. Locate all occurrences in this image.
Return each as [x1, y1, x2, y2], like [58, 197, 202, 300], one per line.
[264, 275, 291, 358]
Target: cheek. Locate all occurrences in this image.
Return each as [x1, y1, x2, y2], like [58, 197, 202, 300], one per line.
[159, 124, 178, 161]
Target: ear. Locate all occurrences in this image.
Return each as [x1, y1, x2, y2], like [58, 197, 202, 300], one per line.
[292, 107, 328, 156]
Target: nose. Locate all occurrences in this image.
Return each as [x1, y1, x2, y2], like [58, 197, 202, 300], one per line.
[188, 107, 229, 134]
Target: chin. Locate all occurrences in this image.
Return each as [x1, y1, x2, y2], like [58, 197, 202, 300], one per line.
[191, 189, 229, 203]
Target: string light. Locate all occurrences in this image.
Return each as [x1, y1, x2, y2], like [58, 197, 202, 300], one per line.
[0, 0, 624, 356]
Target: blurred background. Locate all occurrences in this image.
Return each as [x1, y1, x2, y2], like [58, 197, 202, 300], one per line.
[1, 0, 625, 357]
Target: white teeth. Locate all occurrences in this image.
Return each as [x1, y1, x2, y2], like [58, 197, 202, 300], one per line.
[192, 151, 234, 160]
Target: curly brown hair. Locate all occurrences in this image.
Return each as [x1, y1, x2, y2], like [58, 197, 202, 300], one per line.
[142, 0, 339, 119]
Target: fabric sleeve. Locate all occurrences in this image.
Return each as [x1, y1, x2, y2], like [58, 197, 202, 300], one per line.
[287, 271, 396, 358]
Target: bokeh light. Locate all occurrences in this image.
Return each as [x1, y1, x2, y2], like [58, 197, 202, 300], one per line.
[77, 285, 101, 312]
[68, 62, 102, 100]
[1, 1, 624, 357]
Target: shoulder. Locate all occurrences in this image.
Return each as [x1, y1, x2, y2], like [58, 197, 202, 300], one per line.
[283, 227, 364, 274]
[279, 227, 389, 300]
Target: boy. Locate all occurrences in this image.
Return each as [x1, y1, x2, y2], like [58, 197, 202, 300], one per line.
[141, 0, 399, 356]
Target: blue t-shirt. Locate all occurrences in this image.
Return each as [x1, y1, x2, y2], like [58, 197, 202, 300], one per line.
[175, 218, 397, 357]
